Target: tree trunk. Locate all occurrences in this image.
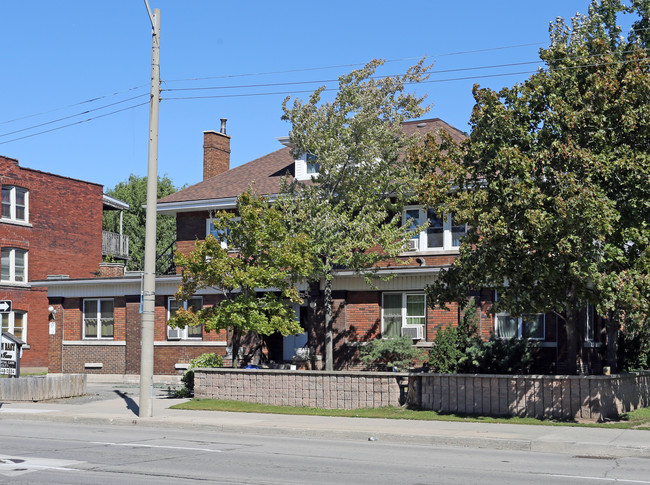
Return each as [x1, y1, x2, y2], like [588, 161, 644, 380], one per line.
[565, 283, 579, 375]
[605, 313, 619, 373]
[324, 273, 334, 371]
[565, 309, 578, 375]
[231, 326, 243, 368]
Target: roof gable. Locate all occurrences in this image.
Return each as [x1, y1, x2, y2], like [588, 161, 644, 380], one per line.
[157, 118, 465, 212]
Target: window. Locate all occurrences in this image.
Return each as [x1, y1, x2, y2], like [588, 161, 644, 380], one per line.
[495, 313, 545, 340]
[1, 186, 28, 222]
[306, 153, 320, 175]
[382, 292, 425, 339]
[168, 297, 203, 340]
[206, 217, 239, 249]
[1, 248, 27, 283]
[83, 299, 114, 339]
[1, 311, 26, 342]
[403, 206, 466, 251]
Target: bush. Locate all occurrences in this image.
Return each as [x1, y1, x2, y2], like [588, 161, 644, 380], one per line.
[428, 325, 466, 373]
[464, 335, 539, 374]
[178, 352, 223, 397]
[428, 298, 481, 373]
[360, 335, 425, 371]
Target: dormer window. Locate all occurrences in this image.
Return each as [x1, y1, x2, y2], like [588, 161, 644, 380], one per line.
[295, 153, 320, 181]
[306, 153, 320, 175]
[1, 186, 28, 223]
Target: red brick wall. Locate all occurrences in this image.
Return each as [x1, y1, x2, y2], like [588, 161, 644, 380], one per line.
[62, 344, 126, 374]
[1, 156, 104, 369]
[154, 345, 227, 375]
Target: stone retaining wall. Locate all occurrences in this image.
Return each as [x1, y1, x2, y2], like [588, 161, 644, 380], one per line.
[195, 368, 403, 409]
[0, 374, 86, 401]
[195, 369, 650, 421]
[410, 372, 650, 421]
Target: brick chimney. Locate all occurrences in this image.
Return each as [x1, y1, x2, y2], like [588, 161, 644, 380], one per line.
[203, 118, 231, 180]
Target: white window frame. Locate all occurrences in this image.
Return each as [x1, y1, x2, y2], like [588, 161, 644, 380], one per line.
[1, 186, 29, 223]
[494, 313, 545, 340]
[295, 152, 320, 181]
[381, 292, 426, 338]
[206, 217, 240, 249]
[1, 310, 27, 343]
[83, 298, 114, 340]
[167, 296, 203, 340]
[403, 206, 466, 252]
[1, 248, 28, 284]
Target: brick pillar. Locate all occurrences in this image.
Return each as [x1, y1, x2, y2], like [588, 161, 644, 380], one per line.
[47, 300, 64, 373]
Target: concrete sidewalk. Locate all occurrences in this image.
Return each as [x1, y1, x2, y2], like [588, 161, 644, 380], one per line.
[1, 382, 649, 458]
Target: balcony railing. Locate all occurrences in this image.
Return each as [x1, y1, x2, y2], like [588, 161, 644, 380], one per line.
[102, 231, 129, 260]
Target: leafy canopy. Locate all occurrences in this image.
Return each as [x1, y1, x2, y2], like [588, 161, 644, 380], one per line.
[103, 174, 178, 272]
[169, 190, 314, 338]
[280, 58, 432, 279]
[414, 1, 650, 322]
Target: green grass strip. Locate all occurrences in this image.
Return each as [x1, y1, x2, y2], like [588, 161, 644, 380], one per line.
[171, 399, 650, 429]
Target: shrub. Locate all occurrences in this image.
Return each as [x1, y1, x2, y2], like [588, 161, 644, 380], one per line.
[178, 352, 223, 397]
[360, 335, 425, 371]
[428, 298, 482, 373]
[464, 334, 539, 374]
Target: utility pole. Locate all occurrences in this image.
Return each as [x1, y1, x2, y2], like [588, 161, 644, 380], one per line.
[139, 1, 160, 418]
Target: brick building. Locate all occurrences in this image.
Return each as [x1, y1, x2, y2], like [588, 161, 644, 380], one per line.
[38, 118, 602, 377]
[1, 155, 128, 372]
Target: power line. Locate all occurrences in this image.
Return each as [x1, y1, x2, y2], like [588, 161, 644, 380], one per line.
[0, 102, 149, 145]
[0, 85, 149, 126]
[0, 94, 149, 139]
[163, 42, 547, 83]
[163, 56, 650, 101]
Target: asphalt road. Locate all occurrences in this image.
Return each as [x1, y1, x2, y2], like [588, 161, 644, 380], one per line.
[2, 420, 650, 484]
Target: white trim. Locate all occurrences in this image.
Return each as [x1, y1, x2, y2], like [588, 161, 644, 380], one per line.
[0, 310, 27, 343]
[154, 341, 227, 346]
[0, 219, 32, 228]
[381, 292, 426, 339]
[63, 340, 126, 346]
[1, 186, 29, 223]
[0, 247, 28, 284]
[156, 194, 280, 216]
[403, 205, 466, 252]
[167, 296, 203, 340]
[82, 298, 115, 340]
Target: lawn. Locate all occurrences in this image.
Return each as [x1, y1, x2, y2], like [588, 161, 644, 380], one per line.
[170, 399, 650, 430]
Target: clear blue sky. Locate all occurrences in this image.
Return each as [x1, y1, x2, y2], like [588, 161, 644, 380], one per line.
[0, 1, 626, 191]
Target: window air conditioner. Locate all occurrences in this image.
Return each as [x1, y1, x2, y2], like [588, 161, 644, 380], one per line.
[167, 326, 182, 340]
[406, 239, 419, 251]
[401, 325, 424, 340]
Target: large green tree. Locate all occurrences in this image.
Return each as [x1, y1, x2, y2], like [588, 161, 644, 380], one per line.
[169, 190, 314, 367]
[280, 59, 430, 370]
[413, 0, 650, 374]
[103, 174, 178, 273]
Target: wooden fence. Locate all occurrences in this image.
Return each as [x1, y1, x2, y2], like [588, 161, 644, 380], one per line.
[0, 374, 86, 401]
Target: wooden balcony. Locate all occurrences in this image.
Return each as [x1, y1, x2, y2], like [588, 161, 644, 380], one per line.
[102, 231, 129, 260]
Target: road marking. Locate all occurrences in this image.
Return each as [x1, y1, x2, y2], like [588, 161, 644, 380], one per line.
[91, 441, 223, 453]
[550, 474, 650, 484]
[0, 456, 82, 477]
[0, 407, 54, 414]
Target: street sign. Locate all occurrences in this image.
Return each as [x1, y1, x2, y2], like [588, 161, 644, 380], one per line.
[0, 300, 11, 313]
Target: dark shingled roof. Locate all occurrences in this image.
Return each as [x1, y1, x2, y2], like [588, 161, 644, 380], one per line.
[158, 118, 466, 205]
